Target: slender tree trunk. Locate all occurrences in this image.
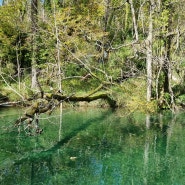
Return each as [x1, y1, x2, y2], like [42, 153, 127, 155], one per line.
[146, 1, 154, 102]
[125, 2, 129, 32]
[16, 43, 21, 91]
[155, 57, 163, 100]
[31, 0, 43, 97]
[31, 0, 39, 89]
[163, 3, 175, 108]
[138, 0, 145, 35]
[164, 35, 174, 107]
[129, 0, 138, 41]
[53, 0, 62, 92]
[101, 0, 111, 64]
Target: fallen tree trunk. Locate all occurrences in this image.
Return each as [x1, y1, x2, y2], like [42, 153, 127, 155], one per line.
[15, 91, 117, 135]
[45, 92, 117, 108]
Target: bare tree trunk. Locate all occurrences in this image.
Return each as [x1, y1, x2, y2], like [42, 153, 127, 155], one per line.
[16, 43, 21, 91]
[146, 1, 154, 102]
[31, 0, 39, 89]
[125, 2, 129, 32]
[163, 3, 175, 108]
[168, 60, 174, 108]
[129, 0, 138, 41]
[163, 38, 174, 108]
[155, 57, 163, 100]
[31, 0, 43, 97]
[53, 0, 62, 92]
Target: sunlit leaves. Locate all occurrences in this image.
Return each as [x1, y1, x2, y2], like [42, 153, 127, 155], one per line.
[0, 0, 28, 65]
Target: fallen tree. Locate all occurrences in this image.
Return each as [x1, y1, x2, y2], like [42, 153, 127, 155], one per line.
[15, 91, 117, 135]
[45, 92, 117, 107]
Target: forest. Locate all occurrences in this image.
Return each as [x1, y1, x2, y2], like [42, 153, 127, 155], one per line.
[2, 1, 185, 184]
[1, 0, 185, 114]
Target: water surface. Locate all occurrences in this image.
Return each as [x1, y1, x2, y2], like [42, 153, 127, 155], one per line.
[0, 107, 185, 185]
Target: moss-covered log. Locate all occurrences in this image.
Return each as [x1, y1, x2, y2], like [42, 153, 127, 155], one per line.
[15, 92, 117, 135]
[45, 92, 117, 108]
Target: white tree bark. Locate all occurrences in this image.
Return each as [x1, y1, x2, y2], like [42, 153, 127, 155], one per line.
[146, 1, 154, 102]
[53, 0, 62, 92]
[129, 0, 139, 41]
[31, 0, 39, 89]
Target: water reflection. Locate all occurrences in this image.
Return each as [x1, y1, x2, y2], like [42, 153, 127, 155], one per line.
[0, 108, 185, 184]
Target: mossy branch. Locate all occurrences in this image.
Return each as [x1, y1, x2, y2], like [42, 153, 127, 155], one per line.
[45, 92, 117, 108]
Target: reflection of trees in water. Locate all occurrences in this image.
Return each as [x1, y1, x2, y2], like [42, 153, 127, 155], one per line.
[143, 113, 176, 185]
[1, 111, 111, 184]
[143, 114, 150, 185]
[30, 160, 54, 185]
[0, 111, 181, 185]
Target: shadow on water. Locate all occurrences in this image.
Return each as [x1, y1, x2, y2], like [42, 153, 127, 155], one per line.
[14, 110, 112, 165]
[0, 108, 113, 185]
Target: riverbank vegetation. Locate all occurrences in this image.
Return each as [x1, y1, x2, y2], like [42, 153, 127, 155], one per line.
[1, 0, 185, 113]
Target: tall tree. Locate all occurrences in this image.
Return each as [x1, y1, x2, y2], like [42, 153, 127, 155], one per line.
[146, 0, 154, 101]
[31, 0, 38, 89]
[31, 0, 43, 96]
[163, 1, 175, 107]
[53, 0, 62, 92]
[128, 0, 138, 41]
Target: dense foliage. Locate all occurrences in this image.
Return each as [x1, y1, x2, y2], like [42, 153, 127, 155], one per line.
[1, 0, 185, 111]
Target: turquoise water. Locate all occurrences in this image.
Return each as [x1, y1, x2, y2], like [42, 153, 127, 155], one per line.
[0, 107, 185, 185]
